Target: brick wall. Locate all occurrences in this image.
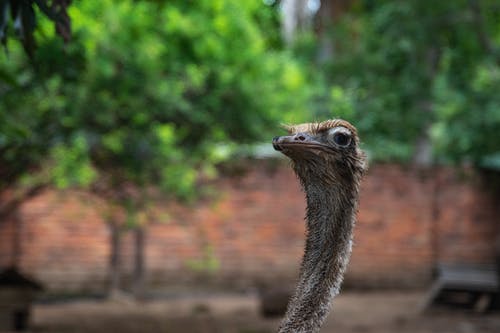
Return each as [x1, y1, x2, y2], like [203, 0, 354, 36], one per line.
[0, 162, 498, 292]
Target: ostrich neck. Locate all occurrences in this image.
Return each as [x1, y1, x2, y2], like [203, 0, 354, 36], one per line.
[278, 178, 359, 333]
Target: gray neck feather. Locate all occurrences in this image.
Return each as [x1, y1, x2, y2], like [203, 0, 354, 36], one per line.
[278, 173, 360, 333]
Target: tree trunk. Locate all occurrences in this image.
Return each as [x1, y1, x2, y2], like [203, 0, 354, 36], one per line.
[315, 0, 352, 63]
[281, 0, 310, 46]
[412, 46, 441, 167]
[132, 227, 146, 299]
[316, 0, 334, 62]
[11, 211, 22, 267]
[108, 221, 122, 296]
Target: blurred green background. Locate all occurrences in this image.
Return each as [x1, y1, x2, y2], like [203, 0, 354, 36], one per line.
[1, 0, 499, 199]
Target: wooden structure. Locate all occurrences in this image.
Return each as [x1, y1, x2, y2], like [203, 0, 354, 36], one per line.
[422, 264, 499, 312]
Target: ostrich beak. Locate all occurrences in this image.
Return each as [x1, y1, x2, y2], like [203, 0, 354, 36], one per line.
[272, 136, 283, 151]
[272, 133, 320, 152]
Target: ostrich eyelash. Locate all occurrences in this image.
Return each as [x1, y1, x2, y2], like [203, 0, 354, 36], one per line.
[282, 120, 358, 137]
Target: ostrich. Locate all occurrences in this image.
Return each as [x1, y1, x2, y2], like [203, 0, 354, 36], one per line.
[272, 119, 366, 333]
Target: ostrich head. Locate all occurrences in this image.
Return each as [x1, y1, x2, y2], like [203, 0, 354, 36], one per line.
[272, 119, 366, 333]
[273, 119, 366, 186]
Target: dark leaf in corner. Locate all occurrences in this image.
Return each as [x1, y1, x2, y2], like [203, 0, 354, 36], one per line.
[0, 0, 72, 58]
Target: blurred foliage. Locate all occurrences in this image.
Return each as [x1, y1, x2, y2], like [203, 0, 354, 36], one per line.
[2, 0, 499, 203]
[298, 0, 500, 166]
[432, 48, 500, 167]
[0, 0, 310, 202]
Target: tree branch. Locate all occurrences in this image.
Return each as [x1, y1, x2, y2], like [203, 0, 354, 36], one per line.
[0, 183, 47, 222]
[468, 0, 499, 62]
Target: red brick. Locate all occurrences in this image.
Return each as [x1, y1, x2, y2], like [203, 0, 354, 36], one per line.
[0, 163, 497, 291]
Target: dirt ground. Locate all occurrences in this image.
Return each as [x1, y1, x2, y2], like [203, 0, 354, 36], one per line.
[30, 291, 500, 333]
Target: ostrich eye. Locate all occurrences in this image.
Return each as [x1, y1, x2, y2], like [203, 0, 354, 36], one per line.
[333, 132, 351, 147]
